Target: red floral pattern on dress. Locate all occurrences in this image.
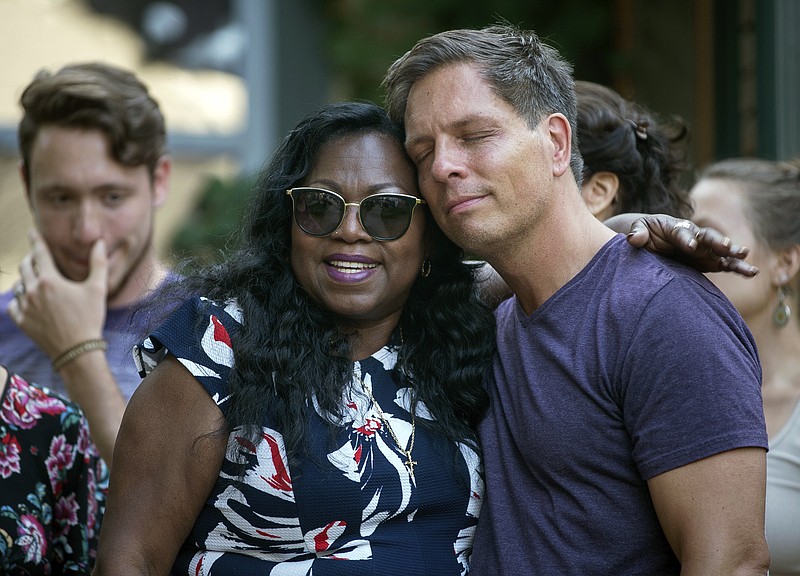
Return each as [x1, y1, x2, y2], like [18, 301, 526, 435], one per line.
[0, 371, 102, 572]
[202, 315, 234, 368]
[54, 492, 80, 534]
[45, 434, 76, 495]
[0, 432, 21, 478]
[2, 374, 65, 430]
[17, 514, 47, 564]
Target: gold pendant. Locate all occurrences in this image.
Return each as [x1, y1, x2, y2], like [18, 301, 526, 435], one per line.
[404, 452, 418, 480]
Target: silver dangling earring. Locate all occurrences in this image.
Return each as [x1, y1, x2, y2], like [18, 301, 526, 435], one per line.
[420, 257, 432, 278]
[774, 285, 791, 328]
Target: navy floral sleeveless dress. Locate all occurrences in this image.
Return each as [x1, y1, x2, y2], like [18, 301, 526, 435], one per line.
[134, 297, 483, 575]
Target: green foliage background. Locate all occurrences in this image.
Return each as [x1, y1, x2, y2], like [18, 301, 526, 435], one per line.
[170, 1, 619, 266]
[318, 0, 617, 103]
[169, 174, 256, 269]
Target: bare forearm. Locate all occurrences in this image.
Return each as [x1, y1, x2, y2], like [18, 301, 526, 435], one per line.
[58, 350, 126, 465]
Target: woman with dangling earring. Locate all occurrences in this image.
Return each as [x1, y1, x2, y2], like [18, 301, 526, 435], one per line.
[691, 156, 800, 576]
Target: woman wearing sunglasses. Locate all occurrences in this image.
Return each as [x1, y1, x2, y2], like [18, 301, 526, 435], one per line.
[93, 101, 754, 575]
[94, 101, 494, 575]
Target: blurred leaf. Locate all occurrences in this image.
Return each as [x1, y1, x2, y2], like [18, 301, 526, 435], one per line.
[169, 1, 620, 263]
[320, 0, 618, 102]
[169, 173, 256, 269]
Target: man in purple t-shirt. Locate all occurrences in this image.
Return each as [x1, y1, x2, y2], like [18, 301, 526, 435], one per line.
[384, 24, 770, 575]
[1, 63, 174, 466]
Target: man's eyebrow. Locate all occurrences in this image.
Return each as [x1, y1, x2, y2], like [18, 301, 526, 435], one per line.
[36, 183, 72, 193]
[36, 181, 136, 195]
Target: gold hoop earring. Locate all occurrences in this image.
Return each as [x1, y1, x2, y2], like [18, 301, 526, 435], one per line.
[420, 257, 432, 278]
[774, 285, 791, 328]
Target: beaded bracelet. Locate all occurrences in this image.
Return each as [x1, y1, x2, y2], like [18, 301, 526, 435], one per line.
[52, 338, 108, 372]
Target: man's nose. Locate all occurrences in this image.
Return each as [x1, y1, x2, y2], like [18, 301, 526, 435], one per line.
[73, 201, 104, 244]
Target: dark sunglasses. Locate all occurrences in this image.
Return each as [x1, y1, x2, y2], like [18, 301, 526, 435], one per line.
[286, 187, 426, 241]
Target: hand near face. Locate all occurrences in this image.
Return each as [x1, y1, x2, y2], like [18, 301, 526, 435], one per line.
[623, 214, 759, 277]
[7, 229, 108, 359]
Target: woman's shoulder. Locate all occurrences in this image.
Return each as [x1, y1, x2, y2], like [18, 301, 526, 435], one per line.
[135, 296, 242, 400]
[170, 295, 244, 327]
[142, 295, 242, 348]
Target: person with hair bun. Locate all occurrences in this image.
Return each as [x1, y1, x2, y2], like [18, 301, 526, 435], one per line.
[691, 157, 800, 576]
[576, 80, 693, 221]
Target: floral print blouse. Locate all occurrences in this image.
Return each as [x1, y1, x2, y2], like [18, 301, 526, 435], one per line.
[134, 296, 484, 575]
[0, 368, 104, 574]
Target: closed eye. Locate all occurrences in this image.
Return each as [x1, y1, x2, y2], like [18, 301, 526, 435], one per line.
[461, 130, 494, 143]
[411, 147, 433, 167]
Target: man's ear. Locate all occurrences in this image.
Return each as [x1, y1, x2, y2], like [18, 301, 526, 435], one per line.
[547, 113, 572, 177]
[18, 160, 33, 208]
[151, 155, 172, 208]
[581, 171, 620, 219]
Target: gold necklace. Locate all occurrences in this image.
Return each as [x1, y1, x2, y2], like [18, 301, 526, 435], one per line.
[361, 375, 417, 481]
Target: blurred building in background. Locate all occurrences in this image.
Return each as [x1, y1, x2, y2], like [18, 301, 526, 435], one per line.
[0, 0, 797, 290]
[0, 0, 329, 289]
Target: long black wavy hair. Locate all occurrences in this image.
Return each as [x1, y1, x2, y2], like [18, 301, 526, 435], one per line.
[178, 101, 495, 459]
